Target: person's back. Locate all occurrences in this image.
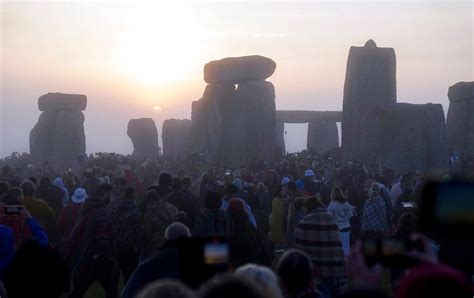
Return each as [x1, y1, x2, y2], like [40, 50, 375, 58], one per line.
[168, 177, 199, 228]
[362, 184, 389, 239]
[142, 190, 179, 257]
[193, 191, 230, 238]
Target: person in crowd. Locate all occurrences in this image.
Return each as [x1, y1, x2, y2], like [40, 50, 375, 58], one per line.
[122, 222, 192, 298]
[228, 198, 269, 268]
[110, 186, 142, 283]
[0, 181, 10, 201]
[182, 176, 203, 211]
[53, 177, 70, 207]
[247, 194, 271, 254]
[61, 183, 118, 298]
[168, 177, 200, 228]
[21, 180, 55, 227]
[302, 170, 317, 195]
[82, 168, 102, 198]
[199, 275, 265, 298]
[193, 191, 230, 238]
[277, 249, 321, 298]
[256, 182, 272, 217]
[285, 197, 306, 248]
[269, 185, 287, 253]
[136, 280, 196, 298]
[234, 264, 283, 298]
[56, 187, 88, 242]
[3, 240, 67, 298]
[35, 176, 64, 216]
[221, 184, 257, 229]
[141, 189, 179, 257]
[361, 183, 389, 240]
[0, 166, 13, 183]
[327, 187, 353, 256]
[294, 196, 346, 298]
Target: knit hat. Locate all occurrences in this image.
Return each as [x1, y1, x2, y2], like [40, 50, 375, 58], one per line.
[71, 188, 88, 203]
[304, 170, 314, 177]
[232, 178, 243, 190]
[296, 180, 305, 191]
[228, 198, 246, 214]
[281, 177, 290, 186]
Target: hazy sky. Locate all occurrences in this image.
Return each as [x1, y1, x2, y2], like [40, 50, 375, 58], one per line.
[1, 1, 473, 156]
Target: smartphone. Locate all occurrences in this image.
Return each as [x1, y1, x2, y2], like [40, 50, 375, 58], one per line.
[421, 181, 474, 239]
[204, 242, 229, 265]
[362, 238, 423, 268]
[4, 205, 24, 215]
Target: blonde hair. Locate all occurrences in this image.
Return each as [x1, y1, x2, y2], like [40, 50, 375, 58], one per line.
[234, 264, 283, 298]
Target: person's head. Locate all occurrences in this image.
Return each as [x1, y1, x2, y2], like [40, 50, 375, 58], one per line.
[71, 188, 88, 204]
[247, 195, 261, 210]
[277, 249, 314, 298]
[20, 181, 35, 196]
[164, 222, 191, 242]
[293, 197, 305, 210]
[182, 176, 192, 189]
[232, 178, 243, 190]
[303, 196, 324, 212]
[4, 241, 67, 298]
[39, 176, 51, 188]
[123, 186, 135, 200]
[295, 180, 305, 192]
[396, 212, 419, 237]
[146, 189, 161, 202]
[204, 191, 222, 210]
[287, 181, 297, 192]
[171, 177, 183, 192]
[159, 172, 172, 188]
[256, 182, 266, 193]
[28, 177, 37, 186]
[227, 198, 246, 216]
[369, 183, 381, 199]
[226, 184, 238, 195]
[395, 264, 472, 298]
[4, 188, 23, 205]
[1, 165, 11, 175]
[136, 280, 196, 298]
[331, 187, 347, 203]
[199, 275, 264, 298]
[234, 264, 283, 298]
[0, 181, 10, 196]
[94, 183, 113, 203]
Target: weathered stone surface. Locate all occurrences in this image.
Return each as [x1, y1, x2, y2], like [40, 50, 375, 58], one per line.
[448, 81, 474, 102]
[127, 118, 159, 161]
[307, 121, 339, 154]
[275, 121, 285, 154]
[204, 55, 276, 84]
[54, 110, 86, 169]
[30, 93, 87, 169]
[38, 93, 87, 111]
[342, 39, 397, 164]
[162, 119, 192, 160]
[190, 83, 236, 164]
[447, 81, 474, 159]
[379, 103, 448, 171]
[231, 81, 276, 165]
[276, 110, 342, 123]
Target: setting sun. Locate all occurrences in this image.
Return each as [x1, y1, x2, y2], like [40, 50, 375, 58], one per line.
[116, 3, 202, 85]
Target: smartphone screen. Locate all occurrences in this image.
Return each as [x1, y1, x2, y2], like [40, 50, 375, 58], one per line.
[5, 205, 24, 215]
[435, 183, 474, 225]
[204, 243, 229, 265]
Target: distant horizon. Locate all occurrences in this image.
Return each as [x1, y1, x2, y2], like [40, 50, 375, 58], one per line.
[1, 1, 473, 157]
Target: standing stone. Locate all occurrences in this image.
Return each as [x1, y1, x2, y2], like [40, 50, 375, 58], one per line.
[204, 55, 276, 84]
[379, 103, 448, 172]
[127, 118, 159, 161]
[342, 39, 396, 164]
[162, 119, 193, 160]
[190, 83, 236, 164]
[232, 81, 276, 165]
[30, 93, 87, 169]
[307, 121, 339, 154]
[446, 81, 474, 160]
[275, 121, 285, 154]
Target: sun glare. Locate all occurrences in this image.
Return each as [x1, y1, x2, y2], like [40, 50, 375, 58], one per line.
[117, 4, 201, 85]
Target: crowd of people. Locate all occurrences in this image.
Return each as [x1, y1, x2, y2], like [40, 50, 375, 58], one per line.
[0, 151, 472, 298]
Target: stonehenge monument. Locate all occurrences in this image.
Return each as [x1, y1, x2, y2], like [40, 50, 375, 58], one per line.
[162, 119, 193, 160]
[447, 81, 474, 160]
[127, 118, 160, 161]
[30, 93, 87, 169]
[307, 121, 339, 154]
[342, 39, 397, 164]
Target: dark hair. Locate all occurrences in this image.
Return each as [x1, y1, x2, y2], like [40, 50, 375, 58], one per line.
[137, 280, 196, 298]
[396, 212, 419, 237]
[204, 191, 222, 210]
[199, 275, 263, 298]
[4, 241, 67, 298]
[287, 181, 297, 191]
[95, 183, 113, 198]
[171, 177, 183, 192]
[146, 189, 160, 202]
[39, 176, 51, 186]
[182, 176, 192, 188]
[28, 177, 37, 185]
[277, 249, 314, 298]
[226, 184, 238, 195]
[159, 172, 172, 188]
[123, 186, 136, 200]
[20, 181, 35, 196]
[4, 187, 23, 205]
[0, 181, 10, 195]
